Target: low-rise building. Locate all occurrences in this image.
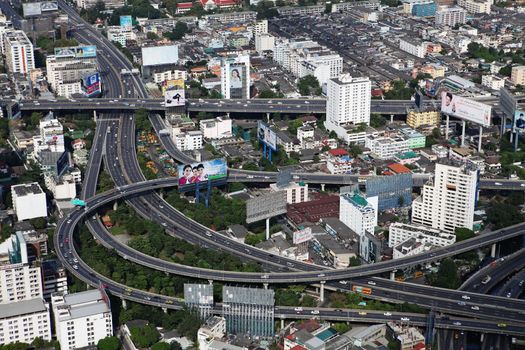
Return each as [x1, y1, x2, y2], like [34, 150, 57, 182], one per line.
[0, 299, 51, 345]
[52, 289, 113, 350]
[197, 316, 227, 350]
[389, 222, 456, 248]
[326, 148, 353, 175]
[11, 183, 47, 221]
[200, 117, 232, 139]
[365, 135, 409, 160]
[174, 130, 203, 151]
[399, 38, 429, 58]
[457, 0, 491, 14]
[270, 181, 309, 204]
[481, 75, 505, 90]
[340, 190, 378, 237]
[511, 66, 525, 86]
[393, 237, 432, 259]
[406, 109, 441, 129]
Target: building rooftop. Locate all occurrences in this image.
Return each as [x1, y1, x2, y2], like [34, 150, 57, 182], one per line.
[55, 289, 110, 321]
[12, 182, 43, 197]
[0, 298, 48, 319]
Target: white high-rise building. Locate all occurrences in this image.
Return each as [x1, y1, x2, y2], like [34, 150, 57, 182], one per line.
[46, 52, 98, 98]
[11, 183, 48, 221]
[325, 74, 371, 143]
[200, 117, 232, 139]
[52, 289, 113, 350]
[339, 190, 378, 237]
[255, 33, 275, 53]
[174, 130, 203, 151]
[0, 299, 52, 345]
[221, 55, 251, 99]
[3, 30, 35, 74]
[412, 162, 478, 233]
[388, 222, 456, 248]
[270, 182, 309, 204]
[435, 6, 467, 27]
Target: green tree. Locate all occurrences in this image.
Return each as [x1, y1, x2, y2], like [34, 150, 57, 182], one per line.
[30, 217, 47, 229]
[370, 114, 387, 128]
[170, 341, 182, 350]
[151, 342, 171, 350]
[486, 203, 524, 229]
[97, 336, 120, 350]
[349, 256, 361, 267]
[454, 227, 475, 242]
[431, 258, 460, 289]
[259, 90, 279, 98]
[332, 322, 350, 333]
[135, 109, 151, 131]
[176, 309, 202, 341]
[499, 65, 512, 77]
[242, 162, 259, 171]
[298, 75, 321, 96]
[164, 22, 189, 41]
[147, 32, 159, 40]
[130, 324, 160, 348]
[256, 1, 279, 19]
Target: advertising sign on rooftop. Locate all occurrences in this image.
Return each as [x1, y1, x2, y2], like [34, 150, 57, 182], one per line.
[165, 89, 185, 107]
[293, 227, 313, 245]
[120, 15, 132, 30]
[82, 72, 101, 97]
[54, 45, 97, 59]
[257, 121, 277, 151]
[246, 191, 287, 224]
[440, 91, 492, 127]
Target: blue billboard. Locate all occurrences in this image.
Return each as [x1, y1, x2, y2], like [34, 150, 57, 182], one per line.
[120, 15, 132, 29]
[82, 72, 101, 97]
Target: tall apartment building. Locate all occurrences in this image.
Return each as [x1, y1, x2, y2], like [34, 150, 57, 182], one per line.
[174, 130, 203, 151]
[435, 6, 467, 27]
[220, 55, 251, 99]
[412, 161, 478, 233]
[222, 286, 274, 338]
[46, 53, 98, 97]
[3, 30, 35, 74]
[252, 19, 268, 35]
[52, 289, 113, 350]
[457, 0, 491, 14]
[184, 284, 214, 319]
[339, 190, 378, 237]
[0, 251, 43, 303]
[0, 299, 52, 345]
[325, 74, 371, 143]
[255, 33, 275, 53]
[399, 38, 429, 58]
[270, 181, 309, 204]
[11, 183, 48, 221]
[511, 66, 525, 86]
[33, 117, 66, 156]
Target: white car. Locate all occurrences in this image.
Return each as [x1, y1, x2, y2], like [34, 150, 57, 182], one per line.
[471, 306, 480, 311]
[495, 182, 502, 186]
[294, 307, 303, 312]
[339, 280, 348, 285]
[311, 310, 319, 315]
[461, 295, 470, 300]
[368, 281, 376, 286]
[400, 317, 410, 321]
[383, 312, 392, 316]
[205, 231, 212, 237]
[453, 322, 461, 326]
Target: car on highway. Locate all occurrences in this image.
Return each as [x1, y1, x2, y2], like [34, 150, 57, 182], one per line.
[339, 280, 348, 285]
[453, 322, 461, 326]
[311, 310, 319, 315]
[481, 275, 491, 284]
[461, 295, 470, 300]
[400, 317, 410, 321]
[506, 292, 512, 298]
[495, 182, 502, 186]
[294, 307, 303, 312]
[457, 301, 466, 306]
[519, 280, 524, 287]
[165, 300, 174, 304]
[358, 312, 367, 315]
[367, 281, 376, 286]
[318, 273, 325, 278]
[498, 323, 507, 328]
[471, 306, 480, 311]
[383, 312, 392, 316]
[125, 288, 133, 295]
[205, 231, 212, 237]
[261, 274, 269, 279]
[73, 265, 78, 270]
[144, 296, 151, 301]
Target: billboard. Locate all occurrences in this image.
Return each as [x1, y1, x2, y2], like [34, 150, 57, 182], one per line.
[120, 15, 132, 30]
[82, 72, 101, 97]
[54, 45, 97, 59]
[257, 121, 277, 151]
[165, 89, 185, 107]
[229, 64, 246, 99]
[440, 91, 492, 127]
[178, 159, 227, 186]
[514, 110, 525, 131]
[246, 191, 287, 224]
[161, 79, 185, 95]
[293, 227, 313, 245]
[23, 3, 42, 16]
[41, 1, 59, 11]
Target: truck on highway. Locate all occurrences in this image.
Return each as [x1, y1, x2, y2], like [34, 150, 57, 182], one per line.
[352, 286, 372, 295]
[71, 198, 87, 207]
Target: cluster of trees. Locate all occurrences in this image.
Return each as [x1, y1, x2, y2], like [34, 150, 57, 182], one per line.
[36, 37, 78, 54]
[255, 0, 280, 19]
[328, 291, 427, 313]
[165, 189, 246, 230]
[383, 80, 414, 100]
[163, 22, 190, 41]
[428, 258, 461, 289]
[0, 337, 60, 350]
[275, 285, 317, 307]
[108, 0, 162, 24]
[97, 336, 121, 350]
[370, 114, 387, 128]
[467, 42, 502, 63]
[130, 324, 160, 348]
[259, 90, 285, 98]
[454, 227, 475, 242]
[298, 75, 322, 96]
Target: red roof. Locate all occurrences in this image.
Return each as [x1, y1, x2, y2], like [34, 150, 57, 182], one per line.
[387, 163, 411, 174]
[413, 343, 426, 350]
[328, 148, 349, 157]
[290, 346, 307, 350]
[177, 2, 193, 8]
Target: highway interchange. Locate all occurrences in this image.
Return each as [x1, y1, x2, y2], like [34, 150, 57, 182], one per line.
[3, 0, 522, 340]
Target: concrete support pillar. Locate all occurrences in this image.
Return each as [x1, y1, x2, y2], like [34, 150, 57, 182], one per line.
[320, 281, 325, 303]
[263, 283, 269, 290]
[390, 271, 396, 281]
[162, 307, 168, 314]
[122, 299, 127, 309]
[461, 120, 466, 147]
[321, 184, 325, 191]
[266, 218, 270, 240]
[113, 201, 118, 211]
[93, 110, 97, 122]
[281, 319, 285, 329]
[491, 243, 497, 258]
[208, 280, 213, 285]
[267, 112, 271, 123]
[445, 115, 450, 140]
[478, 125, 483, 153]
[159, 191, 164, 199]
[390, 114, 394, 124]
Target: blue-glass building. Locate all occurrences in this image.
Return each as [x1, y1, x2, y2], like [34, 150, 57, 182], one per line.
[365, 174, 413, 211]
[412, 1, 437, 17]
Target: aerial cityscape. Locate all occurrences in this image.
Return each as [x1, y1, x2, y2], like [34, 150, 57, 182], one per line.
[0, 0, 524, 349]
